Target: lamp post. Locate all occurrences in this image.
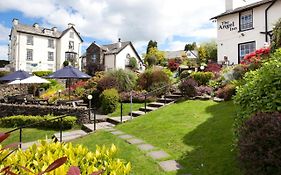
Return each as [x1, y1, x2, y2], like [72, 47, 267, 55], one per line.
[87, 95, 95, 130]
[58, 89, 62, 100]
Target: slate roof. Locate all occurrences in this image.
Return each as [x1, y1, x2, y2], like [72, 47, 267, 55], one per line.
[164, 50, 186, 59]
[102, 41, 131, 55]
[211, 0, 274, 19]
[13, 23, 83, 41]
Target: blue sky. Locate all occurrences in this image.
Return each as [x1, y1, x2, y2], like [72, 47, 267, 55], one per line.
[0, 0, 259, 60]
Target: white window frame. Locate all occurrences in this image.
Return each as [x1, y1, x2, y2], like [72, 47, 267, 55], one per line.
[27, 35, 33, 45]
[239, 41, 256, 62]
[240, 10, 253, 31]
[26, 49, 33, 61]
[125, 53, 131, 66]
[70, 31, 74, 39]
[69, 41, 74, 50]
[48, 39, 54, 48]
[48, 51, 54, 61]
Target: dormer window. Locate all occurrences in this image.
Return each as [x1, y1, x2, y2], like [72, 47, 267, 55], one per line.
[27, 35, 33, 45]
[240, 10, 253, 31]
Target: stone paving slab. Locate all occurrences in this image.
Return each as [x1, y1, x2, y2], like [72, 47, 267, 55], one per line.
[110, 116, 132, 123]
[110, 130, 125, 135]
[118, 134, 134, 139]
[137, 143, 155, 151]
[104, 127, 116, 131]
[126, 138, 145, 145]
[83, 122, 115, 132]
[158, 160, 182, 172]
[147, 150, 170, 160]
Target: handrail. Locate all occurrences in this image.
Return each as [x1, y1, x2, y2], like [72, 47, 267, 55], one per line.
[5, 114, 68, 148]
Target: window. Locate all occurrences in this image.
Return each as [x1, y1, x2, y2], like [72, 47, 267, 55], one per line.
[240, 10, 253, 31]
[70, 32, 74, 38]
[239, 41, 256, 62]
[27, 35, 33, 45]
[69, 41, 74, 50]
[26, 49, 33, 61]
[48, 39, 54, 48]
[48, 51, 54, 61]
[125, 53, 130, 66]
[92, 54, 96, 61]
[65, 52, 77, 65]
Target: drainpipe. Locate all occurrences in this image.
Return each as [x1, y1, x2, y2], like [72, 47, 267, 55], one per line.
[265, 0, 277, 42]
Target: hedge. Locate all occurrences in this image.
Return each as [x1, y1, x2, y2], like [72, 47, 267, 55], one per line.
[0, 115, 77, 129]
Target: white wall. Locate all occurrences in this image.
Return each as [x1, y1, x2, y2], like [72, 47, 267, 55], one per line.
[216, 2, 281, 64]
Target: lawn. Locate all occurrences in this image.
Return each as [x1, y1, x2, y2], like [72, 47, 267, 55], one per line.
[109, 102, 144, 117]
[116, 100, 241, 175]
[71, 131, 167, 175]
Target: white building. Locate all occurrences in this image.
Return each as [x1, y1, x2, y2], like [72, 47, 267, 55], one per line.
[8, 19, 83, 72]
[86, 39, 144, 71]
[211, 0, 281, 64]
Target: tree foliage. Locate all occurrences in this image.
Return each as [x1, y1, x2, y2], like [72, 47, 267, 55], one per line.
[199, 40, 217, 62]
[184, 42, 197, 51]
[146, 40, 157, 54]
[144, 47, 165, 66]
[271, 18, 281, 52]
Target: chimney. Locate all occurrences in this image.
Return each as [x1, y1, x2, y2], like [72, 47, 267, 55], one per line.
[33, 23, 39, 29]
[118, 38, 121, 48]
[52, 27, 57, 32]
[225, 0, 233, 11]
[12, 18, 19, 26]
[68, 23, 75, 28]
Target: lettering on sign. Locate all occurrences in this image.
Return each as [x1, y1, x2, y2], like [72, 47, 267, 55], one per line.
[219, 21, 237, 31]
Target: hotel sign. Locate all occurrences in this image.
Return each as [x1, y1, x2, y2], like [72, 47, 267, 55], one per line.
[219, 21, 237, 31]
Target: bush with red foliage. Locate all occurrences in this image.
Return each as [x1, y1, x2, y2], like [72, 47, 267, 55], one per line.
[196, 86, 213, 96]
[238, 112, 281, 175]
[204, 63, 221, 73]
[69, 80, 87, 91]
[97, 76, 119, 91]
[168, 59, 180, 72]
[178, 78, 198, 97]
[240, 47, 270, 69]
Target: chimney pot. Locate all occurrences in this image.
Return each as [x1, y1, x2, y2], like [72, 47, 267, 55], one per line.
[118, 38, 121, 48]
[52, 27, 57, 32]
[225, 0, 233, 11]
[33, 23, 39, 29]
[12, 18, 19, 26]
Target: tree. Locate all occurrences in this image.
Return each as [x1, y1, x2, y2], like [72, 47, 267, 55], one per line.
[271, 18, 281, 52]
[198, 46, 207, 63]
[184, 42, 197, 51]
[144, 47, 165, 66]
[146, 40, 157, 54]
[198, 40, 217, 62]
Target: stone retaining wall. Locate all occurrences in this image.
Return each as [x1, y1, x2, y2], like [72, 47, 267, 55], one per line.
[0, 103, 90, 124]
[0, 84, 28, 98]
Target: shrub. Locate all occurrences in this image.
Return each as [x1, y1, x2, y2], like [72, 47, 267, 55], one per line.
[179, 70, 191, 80]
[129, 57, 138, 69]
[168, 59, 180, 72]
[234, 49, 281, 119]
[204, 63, 221, 73]
[32, 71, 53, 77]
[238, 112, 281, 175]
[100, 88, 119, 114]
[196, 86, 213, 96]
[178, 78, 198, 97]
[137, 68, 170, 92]
[120, 90, 156, 103]
[97, 76, 119, 91]
[0, 115, 76, 129]
[162, 68, 173, 79]
[1, 141, 131, 174]
[215, 83, 236, 101]
[146, 55, 157, 66]
[0, 71, 10, 78]
[107, 69, 137, 92]
[190, 71, 214, 85]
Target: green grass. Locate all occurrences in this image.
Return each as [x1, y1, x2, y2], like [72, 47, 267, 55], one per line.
[71, 131, 167, 175]
[116, 100, 241, 175]
[109, 103, 144, 117]
[0, 125, 81, 145]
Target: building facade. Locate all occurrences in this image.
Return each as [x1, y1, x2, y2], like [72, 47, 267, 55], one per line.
[85, 39, 144, 72]
[211, 0, 281, 64]
[8, 19, 83, 72]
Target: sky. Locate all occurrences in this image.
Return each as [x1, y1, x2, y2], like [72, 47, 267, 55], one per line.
[0, 0, 259, 60]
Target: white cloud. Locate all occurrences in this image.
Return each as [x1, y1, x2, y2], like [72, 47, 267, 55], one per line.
[0, 24, 10, 42]
[0, 45, 8, 60]
[0, 0, 261, 55]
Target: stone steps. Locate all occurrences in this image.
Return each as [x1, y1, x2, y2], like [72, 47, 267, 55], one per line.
[53, 130, 88, 142]
[82, 122, 115, 132]
[156, 98, 174, 104]
[147, 102, 165, 108]
[139, 106, 158, 112]
[107, 116, 132, 124]
[130, 110, 146, 117]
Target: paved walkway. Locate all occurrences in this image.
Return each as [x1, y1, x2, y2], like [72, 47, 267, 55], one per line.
[105, 128, 183, 172]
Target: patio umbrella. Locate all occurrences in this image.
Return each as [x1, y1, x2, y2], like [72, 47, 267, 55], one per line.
[8, 75, 50, 96]
[0, 70, 31, 81]
[8, 75, 50, 84]
[45, 66, 91, 99]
